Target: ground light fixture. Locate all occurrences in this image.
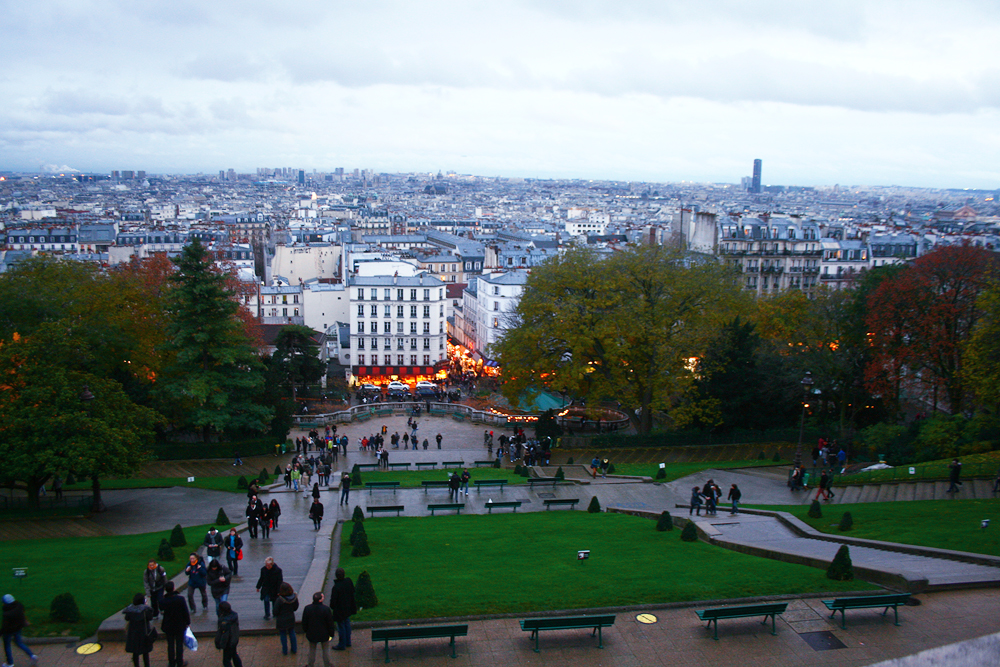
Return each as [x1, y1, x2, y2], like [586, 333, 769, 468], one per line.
[76, 643, 102, 655]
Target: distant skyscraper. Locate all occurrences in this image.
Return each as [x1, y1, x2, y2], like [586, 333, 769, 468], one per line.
[298, 170, 305, 185]
[751, 159, 762, 194]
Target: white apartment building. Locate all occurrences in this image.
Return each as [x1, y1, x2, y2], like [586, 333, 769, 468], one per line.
[455, 270, 528, 361]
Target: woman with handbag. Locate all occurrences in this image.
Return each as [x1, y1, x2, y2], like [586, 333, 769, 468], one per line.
[225, 528, 244, 577]
[269, 498, 282, 529]
[123, 592, 155, 667]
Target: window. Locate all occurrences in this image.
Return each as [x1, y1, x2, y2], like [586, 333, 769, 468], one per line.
[410, 338, 417, 350]
[439, 323, 444, 333]
[397, 322, 403, 332]
[493, 286, 499, 295]
[440, 340, 445, 349]
[451, 264, 456, 272]
[294, 308, 299, 316]
[410, 322, 417, 333]
[398, 355, 405, 365]
[383, 322, 391, 333]
[384, 289, 391, 300]
[439, 305, 444, 316]
[383, 338, 391, 349]
[410, 289, 417, 301]
[397, 338, 404, 350]
[423, 355, 430, 366]
[358, 338, 365, 349]
[282, 295, 287, 304]
[423, 289, 430, 301]
[282, 308, 288, 316]
[397, 289, 404, 300]
[423, 322, 430, 333]
[293, 295, 299, 304]
[371, 338, 378, 350]
[371, 289, 377, 301]
[411, 355, 418, 365]
[358, 354, 365, 365]
[494, 301, 499, 311]
[397, 305, 404, 318]
[423, 338, 430, 350]
[493, 317, 499, 328]
[384, 305, 391, 317]
[410, 305, 417, 317]
[371, 355, 378, 365]
[369, 305, 377, 317]
[423, 305, 430, 318]
[358, 289, 365, 300]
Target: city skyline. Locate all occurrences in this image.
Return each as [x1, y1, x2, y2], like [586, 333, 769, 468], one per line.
[2, 1, 998, 189]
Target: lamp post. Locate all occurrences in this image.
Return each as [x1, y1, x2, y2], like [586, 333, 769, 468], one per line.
[79, 385, 106, 513]
[793, 372, 814, 470]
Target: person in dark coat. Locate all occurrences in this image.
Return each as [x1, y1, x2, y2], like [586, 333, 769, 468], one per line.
[2, 593, 39, 667]
[274, 582, 299, 656]
[260, 504, 271, 539]
[203, 527, 224, 564]
[448, 472, 461, 502]
[269, 498, 282, 529]
[206, 559, 232, 615]
[300, 592, 335, 667]
[329, 568, 357, 650]
[309, 499, 324, 530]
[159, 581, 190, 667]
[184, 553, 209, 612]
[255, 557, 284, 620]
[225, 528, 244, 577]
[123, 592, 154, 667]
[143, 559, 167, 618]
[245, 496, 262, 539]
[215, 601, 242, 667]
[339, 472, 351, 506]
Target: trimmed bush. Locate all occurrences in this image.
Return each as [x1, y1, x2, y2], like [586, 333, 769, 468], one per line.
[50, 593, 81, 623]
[492, 460, 501, 468]
[514, 464, 523, 476]
[656, 511, 673, 531]
[655, 467, 666, 480]
[356, 570, 378, 609]
[351, 531, 371, 557]
[258, 468, 270, 484]
[216, 507, 230, 525]
[839, 511, 854, 531]
[808, 500, 823, 519]
[554, 466, 565, 481]
[169, 524, 186, 547]
[566, 457, 574, 464]
[274, 465, 282, 476]
[236, 475, 248, 490]
[681, 522, 698, 542]
[757, 451, 766, 460]
[351, 464, 362, 487]
[157, 538, 175, 561]
[772, 452, 781, 462]
[352, 505, 365, 523]
[521, 467, 531, 478]
[587, 496, 601, 513]
[827, 545, 854, 581]
[607, 463, 616, 475]
[350, 521, 366, 547]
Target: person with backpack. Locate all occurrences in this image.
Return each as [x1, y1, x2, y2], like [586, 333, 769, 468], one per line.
[2, 593, 39, 667]
[214, 601, 242, 667]
[274, 582, 300, 656]
[184, 553, 209, 612]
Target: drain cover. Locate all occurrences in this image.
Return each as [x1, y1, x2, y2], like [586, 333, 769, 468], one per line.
[537, 492, 556, 499]
[799, 631, 847, 651]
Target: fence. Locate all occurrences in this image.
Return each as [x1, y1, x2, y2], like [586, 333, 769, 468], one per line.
[293, 401, 513, 429]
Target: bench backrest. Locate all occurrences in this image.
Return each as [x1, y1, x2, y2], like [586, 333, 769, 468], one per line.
[370, 505, 405, 511]
[428, 503, 464, 509]
[422, 481, 450, 486]
[522, 615, 616, 630]
[544, 498, 579, 504]
[366, 481, 399, 487]
[477, 479, 506, 484]
[372, 624, 469, 640]
[700, 603, 788, 619]
[830, 595, 910, 608]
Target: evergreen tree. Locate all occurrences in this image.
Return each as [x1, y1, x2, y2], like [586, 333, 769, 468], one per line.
[534, 409, 563, 439]
[656, 511, 673, 531]
[350, 521, 366, 547]
[268, 325, 327, 401]
[157, 538, 175, 561]
[838, 511, 854, 531]
[681, 521, 699, 542]
[50, 593, 81, 623]
[554, 466, 565, 481]
[808, 500, 823, 519]
[827, 545, 854, 580]
[352, 464, 362, 486]
[351, 531, 371, 557]
[355, 570, 378, 609]
[352, 505, 365, 523]
[587, 496, 601, 513]
[216, 507, 230, 525]
[169, 524, 187, 547]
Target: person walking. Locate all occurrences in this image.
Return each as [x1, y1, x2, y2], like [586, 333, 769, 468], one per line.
[815, 470, 831, 501]
[460, 469, 471, 496]
[309, 498, 324, 530]
[291, 466, 301, 492]
[225, 528, 243, 577]
[274, 582, 299, 656]
[728, 483, 742, 514]
[301, 592, 335, 667]
[329, 568, 357, 651]
[245, 496, 262, 539]
[123, 593, 154, 667]
[702, 481, 717, 515]
[2, 594, 39, 667]
[184, 553, 209, 612]
[948, 458, 963, 493]
[214, 602, 242, 667]
[448, 472, 461, 502]
[689, 486, 704, 516]
[269, 499, 282, 529]
[256, 557, 283, 621]
[159, 581, 190, 667]
[339, 472, 351, 506]
[260, 503, 271, 539]
[203, 526, 224, 565]
[143, 559, 167, 619]
[207, 560, 232, 615]
[311, 483, 322, 504]
[436, 433, 443, 449]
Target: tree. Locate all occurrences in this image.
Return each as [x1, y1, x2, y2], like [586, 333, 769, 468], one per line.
[964, 277, 1000, 411]
[494, 245, 745, 432]
[155, 239, 272, 440]
[268, 325, 326, 401]
[827, 545, 854, 580]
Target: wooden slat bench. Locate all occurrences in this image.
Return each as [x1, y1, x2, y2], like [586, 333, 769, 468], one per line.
[473, 460, 495, 468]
[543, 498, 579, 510]
[355, 463, 380, 471]
[415, 462, 438, 470]
[365, 481, 400, 495]
[475, 479, 507, 493]
[485, 500, 522, 513]
[695, 603, 788, 640]
[371, 624, 469, 663]
[519, 614, 616, 653]
[527, 477, 559, 488]
[388, 462, 411, 471]
[822, 594, 911, 629]
[428, 503, 465, 515]
[421, 480, 451, 494]
[442, 461, 464, 468]
[452, 413, 466, 422]
[368, 505, 405, 517]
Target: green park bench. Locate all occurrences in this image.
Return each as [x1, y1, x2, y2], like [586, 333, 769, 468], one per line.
[519, 614, 616, 653]
[527, 477, 559, 488]
[421, 480, 451, 494]
[368, 505, 405, 517]
[822, 594, 911, 629]
[473, 460, 495, 468]
[475, 479, 507, 493]
[371, 624, 468, 663]
[485, 500, 522, 513]
[428, 503, 465, 515]
[429, 409, 448, 416]
[442, 461, 464, 468]
[365, 481, 400, 495]
[375, 409, 393, 417]
[355, 463, 380, 471]
[452, 413, 466, 422]
[543, 498, 579, 510]
[695, 602, 788, 640]
[415, 462, 438, 470]
[354, 413, 372, 422]
[387, 463, 411, 471]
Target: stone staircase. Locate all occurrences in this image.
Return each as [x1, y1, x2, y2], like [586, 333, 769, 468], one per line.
[799, 478, 997, 504]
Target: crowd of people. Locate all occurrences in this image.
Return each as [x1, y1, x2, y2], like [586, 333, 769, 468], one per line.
[689, 479, 742, 516]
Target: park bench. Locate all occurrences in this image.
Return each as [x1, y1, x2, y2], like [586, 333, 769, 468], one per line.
[429, 409, 448, 416]
[365, 481, 400, 495]
[415, 462, 438, 470]
[428, 503, 465, 515]
[375, 408, 393, 417]
[519, 614, 616, 653]
[822, 594, 911, 629]
[442, 461, 464, 468]
[371, 624, 469, 663]
[388, 463, 411, 471]
[527, 477, 559, 488]
[485, 500, 522, 513]
[354, 413, 372, 422]
[421, 480, 452, 494]
[543, 498, 579, 510]
[695, 602, 788, 640]
[475, 479, 507, 493]
[368, 505, 405, 517]
[452, 413, 466, 422]
[473, 460, 496, 468]
[355, 463, 380, 471]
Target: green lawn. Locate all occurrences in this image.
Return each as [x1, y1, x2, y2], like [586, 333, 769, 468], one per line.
[341, 512, 874, 622]
[746, 499, 1000, 557]
[352, 468, 522, 487]
[835, 451, 1000, 486]
[608, 460, 788, 481]
[62, 476, 248, 493]
[0, 523, 232, 638]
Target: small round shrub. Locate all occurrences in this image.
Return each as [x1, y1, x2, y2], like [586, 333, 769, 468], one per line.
[50, 593, 81, 623]
[258, 468, 270, 484]
[157, 538, 175, 561]
[808, 500, 823, 519]
[772, 452, 781, 462]
[216, 507, 230, 525]
[356, 570, 378, 609]
[554, 466, 565, 481]
[274, 465, 282, 476]
[351, 531, 371, 557]
[827, 545, 854, 581]
[492, 460, 501, 468]
[607, 463, 616, 475]
[236, 476, 248, 490]
[514, 464, 523, 476]
[587, 496, 601, 513]
[169, 524, 186, 547]
[838, 511, 854, 531]
[757, 451, 766, 460]
[656, 511, 673, 531]
[681, 522, 698, 542]
[655, 468, 666, 480]
[352, 505, 365, 523]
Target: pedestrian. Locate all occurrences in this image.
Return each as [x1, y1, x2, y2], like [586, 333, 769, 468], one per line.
[274, 582, 299, 656]
[184, 553, 209, 613]
[600, 458, 609, 478]
[948, 458, 963, 493]
[260, 503, 271, 539]
[689, 486, 704, 516]
[815, 470, 831, 501]
[233, 450, 243, 467]
[448, 472, 461, 502]
[204, 526, 223, 565]
[269, 498, 282, 529]
[311, 482, 322, 504]
[728, 484, 742, 514]
[2, 593, 39, 667]
[245, 496, 262, 539]
[460, 468, 471, 496]
[422, 438, 429, 450]
[123, 592, 154, 667]
[837, 447, 847, 471]
[284, 466, 292, 489]
[256, 557, 284, 621]
[225, 528, 243, 577]
[339, 472, 351, 506]
[214, 601, 242, 667]
[436, 433, 443, 449]
[301, 592, 335, 667]
[329, 568, 358, 651]
[309, 498, 324, 530]
[52, 475, 63, 501]
[590, 457, 600, 478]
[143, 559, 167, 618]
[291, 467, 301, 492]
[206, 559, 232, 615]
[160, 581, 190, 667]
[702, 480, 717, 515]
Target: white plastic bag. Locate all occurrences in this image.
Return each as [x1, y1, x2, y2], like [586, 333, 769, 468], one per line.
[184, 627, 198, 651]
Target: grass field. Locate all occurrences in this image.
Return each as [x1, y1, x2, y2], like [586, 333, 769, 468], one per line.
[607, 460, 787, 481]
[746, 499, 1000, 557]
[835, 451, 1000, 486]
[0, 523, 232, 638]
[340, 511, 874, 622]
[62, 477, 248, 493]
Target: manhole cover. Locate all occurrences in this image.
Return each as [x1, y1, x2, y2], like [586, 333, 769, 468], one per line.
[636, 613, 657, 624]
[536, 492, 556, 499]
[799, 631, 847, 651]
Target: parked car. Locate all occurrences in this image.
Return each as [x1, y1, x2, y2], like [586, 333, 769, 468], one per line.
[387, 381, 409, 391]
[356, 383, 381, 400]
[415, 385, 442, 399]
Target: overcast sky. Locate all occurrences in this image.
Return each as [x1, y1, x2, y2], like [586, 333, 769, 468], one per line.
[2, 0, 998, 188]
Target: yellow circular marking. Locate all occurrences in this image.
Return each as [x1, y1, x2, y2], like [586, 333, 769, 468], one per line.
[635, 613, 657, 624]
[76, 642, 103, 655]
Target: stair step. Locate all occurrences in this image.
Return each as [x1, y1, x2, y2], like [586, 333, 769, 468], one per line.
[875, 484, 898, 502]
[838, 485, 862, 504]
[857, 485, 880, 503]
[934, 481, 950, 499]
[973, 479, 994, 499]
[895, 483, 917, 502]
[914, 482, 935, 501]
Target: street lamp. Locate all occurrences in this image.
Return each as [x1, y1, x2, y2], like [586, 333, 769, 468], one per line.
[79, 386, 106, 513]
[793, 372, 814, 470]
